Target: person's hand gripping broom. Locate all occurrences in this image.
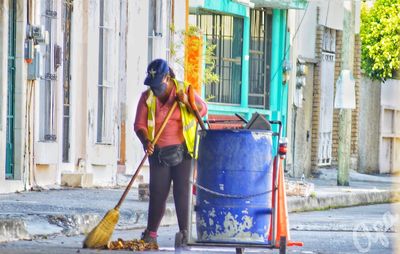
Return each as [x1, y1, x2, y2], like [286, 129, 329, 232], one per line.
[176, 85, 206, 130]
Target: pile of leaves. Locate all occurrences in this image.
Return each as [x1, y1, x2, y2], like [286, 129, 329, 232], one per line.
[107, 238, 158, 251]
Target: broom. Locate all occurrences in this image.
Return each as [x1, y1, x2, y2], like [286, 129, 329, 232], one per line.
[83, 101, 178, 249]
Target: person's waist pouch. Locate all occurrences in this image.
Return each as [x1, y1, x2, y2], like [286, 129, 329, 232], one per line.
[157, 143, 187, 167]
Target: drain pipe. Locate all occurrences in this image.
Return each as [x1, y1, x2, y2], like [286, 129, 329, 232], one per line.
[291, 105, 297, 177]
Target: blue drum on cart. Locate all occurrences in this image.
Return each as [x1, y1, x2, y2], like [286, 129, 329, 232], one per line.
[195, 129, 273, 244]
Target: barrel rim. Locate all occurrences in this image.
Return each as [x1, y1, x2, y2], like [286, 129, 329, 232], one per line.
[199, 129, 273, 135]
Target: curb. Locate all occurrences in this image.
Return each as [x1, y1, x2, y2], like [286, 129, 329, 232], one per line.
[0, 219, 29, 242]
[0, 209, 177, 243]
[0, 214, 101, 243]
[287, 190, 400, 212]
[1, 190, 399, 243]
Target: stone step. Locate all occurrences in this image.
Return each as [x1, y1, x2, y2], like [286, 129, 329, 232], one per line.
[117, 173, 144, 188]
[138, 183, 173, 202]
[285, 180, 315, 197]
[61, 173, 93, 188]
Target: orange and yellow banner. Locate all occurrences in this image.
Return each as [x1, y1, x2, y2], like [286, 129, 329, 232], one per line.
[185, 35, 203, 93]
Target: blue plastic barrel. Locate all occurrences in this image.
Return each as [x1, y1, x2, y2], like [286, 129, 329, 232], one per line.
[195, 129, 273, 244]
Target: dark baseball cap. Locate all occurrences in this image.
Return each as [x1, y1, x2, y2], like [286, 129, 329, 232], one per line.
[144, 59, 169, 96]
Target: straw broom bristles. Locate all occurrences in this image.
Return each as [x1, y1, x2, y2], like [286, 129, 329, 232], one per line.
[83, 208, 120, 248]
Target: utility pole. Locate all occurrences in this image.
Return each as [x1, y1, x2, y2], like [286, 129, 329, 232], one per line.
[336, 0, 356, 186]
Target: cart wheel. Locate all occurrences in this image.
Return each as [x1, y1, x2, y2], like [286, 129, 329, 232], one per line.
[235, 247, 244, 254]
[279, 236, 287, 254]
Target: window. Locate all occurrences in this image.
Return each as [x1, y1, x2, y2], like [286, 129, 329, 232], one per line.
[165, 0, 173, 62]
[97, 0, 114, 144]
[39, 0, 57, 141]
[322, 27, 336, 53]
[147, 0, 173, 62]
[148, 0, 161, 62]
[248, 8, 272, 109]
[148, 0, 156, 61]
[195, 12, 243, 105]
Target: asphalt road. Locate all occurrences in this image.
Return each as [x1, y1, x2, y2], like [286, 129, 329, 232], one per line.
[0, 203, 398, 254]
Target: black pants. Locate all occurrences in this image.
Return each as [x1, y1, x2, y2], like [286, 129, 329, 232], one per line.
[147, 149, 192, 232]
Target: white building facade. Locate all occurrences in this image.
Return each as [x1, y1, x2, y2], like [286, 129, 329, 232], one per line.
[0, 0, 187, 193]
[286, 0, 361, 177]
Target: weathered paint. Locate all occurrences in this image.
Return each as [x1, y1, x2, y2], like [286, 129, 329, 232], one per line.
[196, 130, 273, 243]
[197, 211, 267, 242]
[251, 132, 270, 141]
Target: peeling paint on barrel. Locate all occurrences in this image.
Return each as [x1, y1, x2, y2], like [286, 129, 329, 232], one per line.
[251, 132, 269, 141]
[208, 208, 216, 218]
[198, 217, 207, 228]
[208, 208, 216, 226]
[223, 212, 251, 233]
[197, 211, 266, 242]
[196, 130, 273, 244]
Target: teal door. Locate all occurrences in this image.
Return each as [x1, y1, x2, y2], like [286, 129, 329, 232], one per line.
[6, 0, 16, 179]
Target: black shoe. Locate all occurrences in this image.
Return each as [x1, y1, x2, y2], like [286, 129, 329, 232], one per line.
[174, 230, 188, 249]
[141, 229, 157, 244]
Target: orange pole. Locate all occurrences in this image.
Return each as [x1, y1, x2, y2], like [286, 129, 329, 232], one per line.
[118, 122, 126, 165]
[184, 0, 189, 82]
[185, 0, 189, 30]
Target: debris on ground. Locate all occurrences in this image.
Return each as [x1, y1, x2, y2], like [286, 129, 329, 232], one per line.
[107, 238, 158, 251]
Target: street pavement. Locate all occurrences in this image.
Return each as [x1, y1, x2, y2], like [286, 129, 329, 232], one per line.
[0, 203, 398, 254]
[0, 169, 399, 243]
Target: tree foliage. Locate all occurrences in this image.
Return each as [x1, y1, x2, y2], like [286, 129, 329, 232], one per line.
[360, 0, 400, 81]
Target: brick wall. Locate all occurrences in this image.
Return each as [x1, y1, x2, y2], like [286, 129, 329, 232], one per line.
[331, 31, 342, 165]
[352, 34, 361, 160]
[331, 32, 361, 166]
[310, 23, 324, 170]
[310, 19, 361, 170]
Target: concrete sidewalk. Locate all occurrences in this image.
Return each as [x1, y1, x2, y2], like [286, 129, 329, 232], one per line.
[0, 170, 399, 243]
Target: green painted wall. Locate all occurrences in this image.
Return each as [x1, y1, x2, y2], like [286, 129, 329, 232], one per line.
[240, 15, 250, 109]
[270, 9, 289, 137]
[198, 1, 289, 137]
[204, 0, 247, 16]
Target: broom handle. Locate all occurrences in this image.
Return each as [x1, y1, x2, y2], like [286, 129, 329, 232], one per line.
[115, 101, 178, 210]
[188, 85, 206, 130]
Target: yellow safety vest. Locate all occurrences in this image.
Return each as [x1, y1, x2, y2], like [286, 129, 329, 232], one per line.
[146, 79, 198, 158]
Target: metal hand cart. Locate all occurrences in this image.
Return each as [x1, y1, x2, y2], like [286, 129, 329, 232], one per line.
[176, 117, 299, 254]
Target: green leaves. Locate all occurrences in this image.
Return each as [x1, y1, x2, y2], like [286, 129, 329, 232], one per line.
[360, 0, 400, 81]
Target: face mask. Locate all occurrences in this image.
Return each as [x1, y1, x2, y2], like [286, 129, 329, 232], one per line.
[151, 82, 167, 97]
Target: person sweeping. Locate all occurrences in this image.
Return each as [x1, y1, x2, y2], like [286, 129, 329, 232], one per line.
[134, 59, 207, 245]
[82, 58, 206, 249]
